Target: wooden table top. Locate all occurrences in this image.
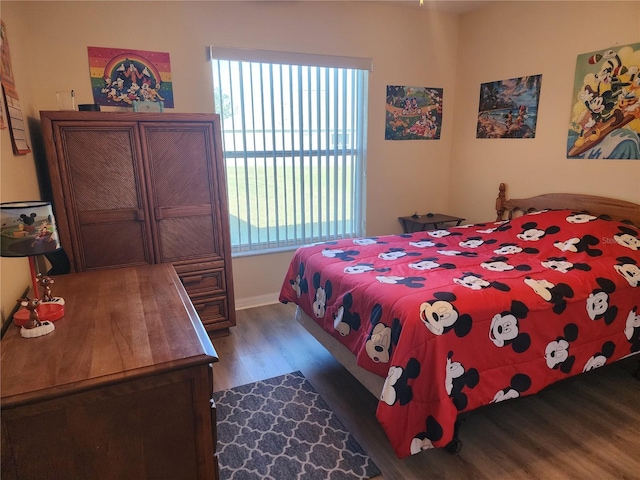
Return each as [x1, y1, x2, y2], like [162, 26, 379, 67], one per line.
[1, 264, 217, 408]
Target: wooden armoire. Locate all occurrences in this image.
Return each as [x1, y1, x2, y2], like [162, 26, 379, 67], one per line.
[40, 111, 235, 335]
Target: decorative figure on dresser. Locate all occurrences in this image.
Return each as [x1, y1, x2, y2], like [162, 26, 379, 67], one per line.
[36, 273, 65, 305]
[16, 297, 55, 338]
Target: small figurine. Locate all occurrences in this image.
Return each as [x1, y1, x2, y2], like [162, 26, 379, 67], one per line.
[17, 297, 55, 338]
[36, 273, 65, 305]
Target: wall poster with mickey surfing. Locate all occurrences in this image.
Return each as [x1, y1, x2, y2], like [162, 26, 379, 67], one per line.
[476, 74, 542, 139]
[567, 43, 640, 159]
[385, 85, 443, 140]
[88, 46, 174, 108]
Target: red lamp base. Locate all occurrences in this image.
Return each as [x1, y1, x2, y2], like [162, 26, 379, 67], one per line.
[13, 303, 65, 327]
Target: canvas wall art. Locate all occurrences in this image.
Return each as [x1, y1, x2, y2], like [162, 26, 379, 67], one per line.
[1, 21, 30, 154]
[476, 74, 542, 139]
[88, 46, 173, 108]
[567, 43, 640, 159]
[0, 20, 9, 131]
[385, 85, 443, 140]
[1, 21, 14, 89]
[0, 87, 6, 130]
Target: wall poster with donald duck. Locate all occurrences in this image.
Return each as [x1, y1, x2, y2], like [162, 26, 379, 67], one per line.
[88, 46, 174, 108]
[567, 43, 640, 159]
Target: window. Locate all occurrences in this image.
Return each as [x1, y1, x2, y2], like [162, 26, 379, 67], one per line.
[210, 47, 371, 256]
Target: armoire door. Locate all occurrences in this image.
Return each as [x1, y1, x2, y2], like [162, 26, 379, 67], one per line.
[51, 122, 155, 271]
[139, 122, 225, 264]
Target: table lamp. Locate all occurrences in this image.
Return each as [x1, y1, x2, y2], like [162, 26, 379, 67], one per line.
[1, 201, 65, 338]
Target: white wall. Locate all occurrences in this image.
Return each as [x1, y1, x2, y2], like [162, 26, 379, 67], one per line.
[0, 8, 43, 323]
[2, 1, 639, 315]
[1, 1, 460, 312]
[450, 1, 640, 224]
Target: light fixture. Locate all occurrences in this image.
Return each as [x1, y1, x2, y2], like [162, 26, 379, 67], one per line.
[1, 201, 65, 338]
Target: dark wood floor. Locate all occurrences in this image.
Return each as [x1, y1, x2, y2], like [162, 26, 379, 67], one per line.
[211, 303, 640, 480]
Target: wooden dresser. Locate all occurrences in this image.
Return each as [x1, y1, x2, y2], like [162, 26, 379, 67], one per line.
[1, 264, 219, 480]
[40, 111, 235, 335]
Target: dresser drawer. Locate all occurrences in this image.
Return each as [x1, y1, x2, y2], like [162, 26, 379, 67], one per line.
[191, 294, 229, 325]
[178, 267, 226, 295]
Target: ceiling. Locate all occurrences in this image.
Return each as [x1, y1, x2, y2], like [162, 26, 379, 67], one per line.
[15, 0, 491, 15]
[417, 0, 489, 14]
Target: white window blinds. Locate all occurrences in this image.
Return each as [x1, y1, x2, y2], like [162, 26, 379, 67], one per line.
[210, 47, 370, 255]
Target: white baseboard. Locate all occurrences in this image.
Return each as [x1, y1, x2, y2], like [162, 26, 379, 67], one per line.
[234, 293, 281, 310]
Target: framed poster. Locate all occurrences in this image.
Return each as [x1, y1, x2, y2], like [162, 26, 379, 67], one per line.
[476, 74, 542, 139]
[88, 46, 173, 108]
[0, 88, 5, 130]
[567, 43, 640, 159]
[1, 21, 15, 88]
[1, 22, 29, 154]
[385, 85, 443, 140]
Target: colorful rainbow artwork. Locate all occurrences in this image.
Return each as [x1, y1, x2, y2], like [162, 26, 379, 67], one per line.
[88, 46, 173, 108]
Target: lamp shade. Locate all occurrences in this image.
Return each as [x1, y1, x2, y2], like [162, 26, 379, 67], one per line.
[0, 201, 61, 257]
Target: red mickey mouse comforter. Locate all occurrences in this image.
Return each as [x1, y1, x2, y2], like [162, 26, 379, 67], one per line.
[278, 209, 640, 458]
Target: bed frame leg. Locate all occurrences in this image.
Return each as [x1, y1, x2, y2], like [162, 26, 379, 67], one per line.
[445, 414, 468, 455]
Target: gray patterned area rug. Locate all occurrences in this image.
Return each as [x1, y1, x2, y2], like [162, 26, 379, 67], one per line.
[212, 371, 381, 480]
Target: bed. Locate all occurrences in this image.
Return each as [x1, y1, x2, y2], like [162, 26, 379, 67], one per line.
[278, 183, 640, 459]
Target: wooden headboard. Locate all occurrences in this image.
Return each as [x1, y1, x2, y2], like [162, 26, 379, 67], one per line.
[495, 183, 640, 227]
